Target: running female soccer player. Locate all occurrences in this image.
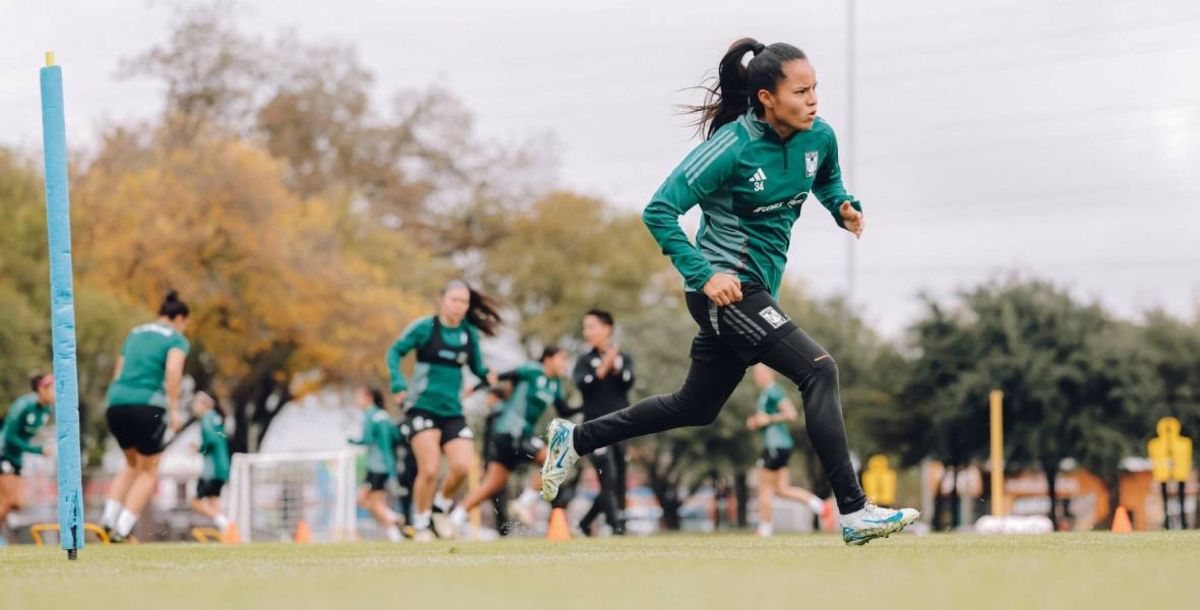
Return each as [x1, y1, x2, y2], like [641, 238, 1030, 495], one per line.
[189, 391, 232, 534]
[747, 365, 825, 537]
[447, 347, 575, 537]
[349, 386, 404, 542]
[101, 290, 190, 542]
[540, 38, 918, 545]
[387, 280, 500, 541]
[0, 374, 56, 539]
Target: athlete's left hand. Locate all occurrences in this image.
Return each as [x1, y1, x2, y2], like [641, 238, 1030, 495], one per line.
[486, 371, 499, 388]
[840, 201, 864, 238]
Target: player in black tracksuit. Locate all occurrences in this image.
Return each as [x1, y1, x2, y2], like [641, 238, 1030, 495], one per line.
[552, 310, 633, 535]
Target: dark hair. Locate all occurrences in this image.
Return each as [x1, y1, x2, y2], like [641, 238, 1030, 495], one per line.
[584, 309, 614, 327]
[442, 280, 502, 337]
[30, 374, 47, 393]
[684, 37, 808, 138]
[540, 346, 563, 362]
[368, 387, 385, 409]
[159, 290, 190, 319]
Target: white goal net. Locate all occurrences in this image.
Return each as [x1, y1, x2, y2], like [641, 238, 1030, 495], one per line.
[226, 450, 360, 543]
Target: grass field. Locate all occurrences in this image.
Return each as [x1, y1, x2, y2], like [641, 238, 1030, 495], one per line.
[3, 532, 1199, 610]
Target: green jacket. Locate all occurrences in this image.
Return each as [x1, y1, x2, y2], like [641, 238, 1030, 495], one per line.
[756, 383, 794, 451]
[643, 111, 858, 298]
[491, 362, 572, 438]
[1, 393, 51, 467]
[386, 316, 489, 417]
[199, 410, 230, 481]
[350, 406, 398, 474]
[107, 321, 190, 409]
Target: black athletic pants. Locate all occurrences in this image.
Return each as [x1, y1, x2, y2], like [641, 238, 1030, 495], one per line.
[572, 283, 867, 514]
[578, 442, 626, 534]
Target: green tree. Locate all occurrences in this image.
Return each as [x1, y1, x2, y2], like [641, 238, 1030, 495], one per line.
[888, 278, 1161, 529]
[485, 191, 673, 346]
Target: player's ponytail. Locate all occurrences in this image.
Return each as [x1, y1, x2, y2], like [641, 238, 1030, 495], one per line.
[158, 289, 190, 320]
[684, 38, 808, 138]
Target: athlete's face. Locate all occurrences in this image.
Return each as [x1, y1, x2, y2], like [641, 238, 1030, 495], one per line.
[37, 382, 55, 405]
[581, 315, 612, 348]
[440, 286, 470, 324]
[193, 394, 213, 415]
[758, 59, 818, 133]
[545, 351, 569, 378]
[752, 364, 775, 388]
[354, 386, 373, 410]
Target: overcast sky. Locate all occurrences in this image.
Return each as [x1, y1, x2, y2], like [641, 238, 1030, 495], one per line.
[3, 0, 1198, 336]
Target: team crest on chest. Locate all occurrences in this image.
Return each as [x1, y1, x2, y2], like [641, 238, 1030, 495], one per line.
[805, 151, 819, 178]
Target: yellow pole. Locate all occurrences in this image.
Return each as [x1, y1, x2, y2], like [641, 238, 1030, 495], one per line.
[989, 390, 1005, 516]
[468, 454, 482, 537]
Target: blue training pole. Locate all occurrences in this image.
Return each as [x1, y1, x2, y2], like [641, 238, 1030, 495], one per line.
[39, 52, 85, 560]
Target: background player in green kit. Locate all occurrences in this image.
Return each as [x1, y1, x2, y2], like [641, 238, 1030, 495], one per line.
[747, 365, 825, 537]
[349, 386, 404, 543]
[447, 347, 576, 537]
[0, 374, 56, 539]
[387, 279, 500, 541]
[188, 391, 232, 535]
[541, 38, 919, 546]
[100, 291, 191, 542]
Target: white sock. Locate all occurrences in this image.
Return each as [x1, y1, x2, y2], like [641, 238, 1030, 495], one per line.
[386, 524, 404, 542]
[517, 488, 540, 506]
[807, 497, 826, 515]
[101, 499, 123, 528]
[214, 514, 230, 532]
[412, 510, 432, 530]
[381, 507, 399, 524]
[757, 522, 774, 537]
[115, 509, 139, 537]
[433, 493, 454, 513]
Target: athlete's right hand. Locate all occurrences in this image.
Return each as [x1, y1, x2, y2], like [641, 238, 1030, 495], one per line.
[392, 392, 407, 407]
[703, 272, 743, 306]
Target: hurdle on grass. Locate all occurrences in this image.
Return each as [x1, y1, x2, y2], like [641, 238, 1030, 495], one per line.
[40, 51, 86, 560]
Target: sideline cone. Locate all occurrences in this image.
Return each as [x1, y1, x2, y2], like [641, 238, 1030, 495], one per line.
[546, 508, 571, 541]
[294, 520, 312, 544]
[1111, 506, 1132, 533]
[221, 521, 241, 544]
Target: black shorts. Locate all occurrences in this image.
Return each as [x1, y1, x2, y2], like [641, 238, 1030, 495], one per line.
[685, 281, 799, 365]
[364, 472, 391, 492]
[106, 405, 167, 455]
[404, 409, 474, 446]
[485, 434, 545, 471]
[758, 447, 793, 471]
[196, 478, 226, 498]
[0, 457, 22, 476]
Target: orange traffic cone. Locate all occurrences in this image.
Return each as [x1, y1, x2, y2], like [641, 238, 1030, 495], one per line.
[1111, 505, 1132, 533]
[221, 521, 242, 544]
[821, 499, 837, 532]
[294, 520, 312, 544]
[546, 508, 571, 541]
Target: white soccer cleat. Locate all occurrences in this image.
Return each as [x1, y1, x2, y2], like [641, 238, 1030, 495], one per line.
[412, 527, 435, 543]
[448, 506, 469, 538]
[540, 419, 579, 501]
[840, 502, 920, 546]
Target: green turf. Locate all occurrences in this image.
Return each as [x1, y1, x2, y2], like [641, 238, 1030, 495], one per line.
[2, 532, 1198, 610]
